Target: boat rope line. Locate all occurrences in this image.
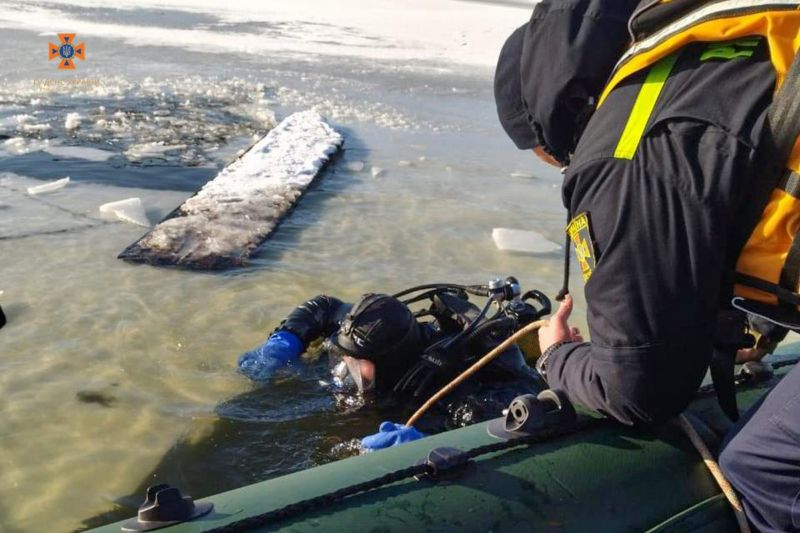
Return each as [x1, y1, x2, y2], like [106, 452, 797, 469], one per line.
[678, 413, 751, 533]
[202, 417, 607, 533]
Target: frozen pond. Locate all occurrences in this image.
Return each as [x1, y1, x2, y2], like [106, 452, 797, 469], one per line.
[0, 1, 588, 531]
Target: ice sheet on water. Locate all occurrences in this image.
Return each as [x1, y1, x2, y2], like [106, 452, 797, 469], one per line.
[0, 175, 96, 239]
[0, 173, 188, 241]
[119, 111, 343, 269]
[43, 146, 115, 162]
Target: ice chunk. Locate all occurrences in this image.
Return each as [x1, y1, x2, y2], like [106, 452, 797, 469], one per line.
[510, 171, 536, 179]
[20, 123, 51, 133]
[492, 228, 561, 254]
[44, 146, 115, 162]
[370, 166, 385, 178]
[3, 137, 51, 155]
[64, 112, 82, 130]
[27, 177, 70, 195]
[125, 142, 187, 161]
[118, 110, 343, 269]
[344, 160, 365, 172]
[99, 198, 150, 227]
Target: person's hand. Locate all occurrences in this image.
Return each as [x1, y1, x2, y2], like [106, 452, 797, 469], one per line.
[361, 422, 426, 450]
[538, 294, 583, 353]
[736, 346, 769, 364]
[238, 330, 303, 381]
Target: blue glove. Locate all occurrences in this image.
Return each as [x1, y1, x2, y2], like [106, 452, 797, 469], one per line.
[238, 330, 303, 381]
[361, 421, 426, 450]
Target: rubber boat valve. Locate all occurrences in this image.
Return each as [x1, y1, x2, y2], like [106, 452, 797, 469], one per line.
[121, 484, 213, 532]
[414, 446, 471, 481]
[487, 389, 576, 440]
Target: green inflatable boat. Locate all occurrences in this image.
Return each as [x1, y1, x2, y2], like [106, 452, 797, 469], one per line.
[89, 349, 800, 533]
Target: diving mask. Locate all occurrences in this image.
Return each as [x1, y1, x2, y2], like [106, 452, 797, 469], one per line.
[326, 339, 376, 394]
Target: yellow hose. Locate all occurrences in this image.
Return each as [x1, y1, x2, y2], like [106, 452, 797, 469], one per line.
[405, 319, 548, 427]
[678, 413, 751, 533]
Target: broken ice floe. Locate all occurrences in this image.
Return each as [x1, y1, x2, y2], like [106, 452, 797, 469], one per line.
[492, 228, 561, 254]
[64, 112, 82, 130]
[44, 146, 115, 162]
[0, 76, 279, 168]
[99, 198, 150, 227]
[118, 110, 343, 269]
[27, 177, 70, 195]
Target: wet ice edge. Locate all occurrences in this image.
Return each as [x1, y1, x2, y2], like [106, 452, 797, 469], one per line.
[119, 110, 343, 269]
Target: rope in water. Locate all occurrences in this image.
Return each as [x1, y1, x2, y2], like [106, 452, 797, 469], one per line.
[404, 319, 548, 427]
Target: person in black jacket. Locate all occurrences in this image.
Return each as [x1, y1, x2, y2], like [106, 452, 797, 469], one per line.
[238, 286, 549, 446]
[495, 0, 779, 427]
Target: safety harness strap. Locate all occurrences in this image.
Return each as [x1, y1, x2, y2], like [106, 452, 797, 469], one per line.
[777, 170, 800, 198]
[769, 47, 800, 166]
[775, 52, 800, 296]
[735, 272, 800, 307]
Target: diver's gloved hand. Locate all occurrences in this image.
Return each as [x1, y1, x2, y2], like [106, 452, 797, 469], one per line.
[238, 330, 303, 381]
[361, 422, 426, 450]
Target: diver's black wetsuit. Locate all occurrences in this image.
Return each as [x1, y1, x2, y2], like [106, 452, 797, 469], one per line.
[276, 294, 546, 432]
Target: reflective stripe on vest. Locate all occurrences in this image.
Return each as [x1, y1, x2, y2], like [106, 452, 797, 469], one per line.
[613, 53, 679, 160]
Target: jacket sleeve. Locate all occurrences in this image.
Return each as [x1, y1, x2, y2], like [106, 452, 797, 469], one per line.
[519, 0, 638, 163]
[543, 120, 762, 427]
[275, 295, 351, 349]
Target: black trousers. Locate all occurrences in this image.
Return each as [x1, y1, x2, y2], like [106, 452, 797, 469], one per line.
[720, 363, 800, 532]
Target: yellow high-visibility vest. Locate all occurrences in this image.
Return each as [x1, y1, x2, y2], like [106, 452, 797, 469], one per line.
[598, 0, 800, 311]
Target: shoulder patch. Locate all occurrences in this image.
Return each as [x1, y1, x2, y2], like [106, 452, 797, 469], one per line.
[566, 212, 597, 282]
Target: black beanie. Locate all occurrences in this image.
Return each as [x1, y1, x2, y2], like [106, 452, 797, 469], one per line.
[494, 24, 540, 150]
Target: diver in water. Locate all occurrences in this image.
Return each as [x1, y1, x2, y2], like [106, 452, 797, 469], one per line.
[238, 278, 555, 448]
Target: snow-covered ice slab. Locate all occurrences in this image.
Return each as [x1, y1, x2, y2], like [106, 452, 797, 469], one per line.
[118, 111, 343, 269]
